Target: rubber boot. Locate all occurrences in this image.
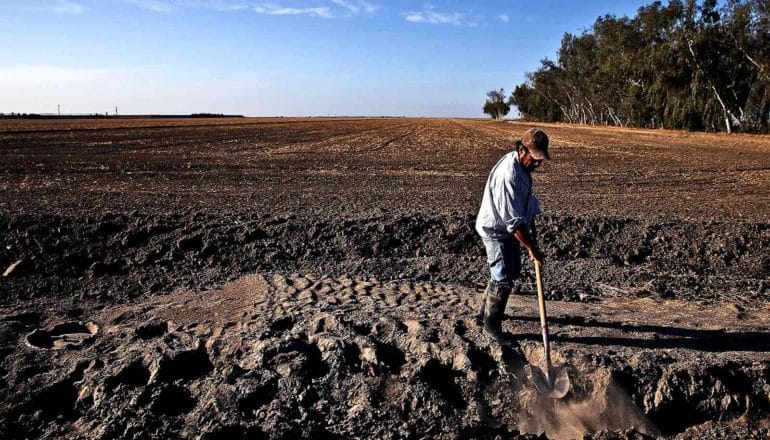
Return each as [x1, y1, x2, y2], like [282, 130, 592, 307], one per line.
[483, 282, 511, 345]
[476, 281, 492, 322]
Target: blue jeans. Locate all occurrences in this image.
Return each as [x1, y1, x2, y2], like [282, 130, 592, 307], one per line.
[482, 236, 521, 288]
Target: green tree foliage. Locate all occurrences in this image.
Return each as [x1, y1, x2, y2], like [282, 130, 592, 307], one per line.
[508, 0, 770, 132]
[483, 88, 511, 119]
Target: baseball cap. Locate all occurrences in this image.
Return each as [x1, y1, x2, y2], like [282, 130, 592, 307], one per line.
[522, 128, 551, 160]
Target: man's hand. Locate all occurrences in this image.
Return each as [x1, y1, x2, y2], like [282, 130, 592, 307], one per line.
[513, 226, 544, 266]
[528, 246, 545, 266]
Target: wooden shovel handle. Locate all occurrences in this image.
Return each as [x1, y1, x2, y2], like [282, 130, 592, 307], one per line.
[535, 260, 552, 369]
[535, 260, 547, 329]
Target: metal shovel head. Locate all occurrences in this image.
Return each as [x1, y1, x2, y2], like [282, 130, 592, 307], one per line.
[531, 364, 570, 399]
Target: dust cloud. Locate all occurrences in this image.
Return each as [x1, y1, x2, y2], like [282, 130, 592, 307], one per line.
[516, 366, 658, 439]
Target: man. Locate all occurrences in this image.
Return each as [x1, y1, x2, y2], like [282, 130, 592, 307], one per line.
[475, 128, 550, 344]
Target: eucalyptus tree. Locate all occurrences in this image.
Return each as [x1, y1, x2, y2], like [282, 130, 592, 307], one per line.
[506, 0, 770, 132]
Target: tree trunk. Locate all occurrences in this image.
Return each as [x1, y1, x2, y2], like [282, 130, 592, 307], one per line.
[687, 38, 734, 133]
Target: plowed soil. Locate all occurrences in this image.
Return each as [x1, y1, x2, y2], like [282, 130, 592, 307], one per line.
[1, 118, 769, 439]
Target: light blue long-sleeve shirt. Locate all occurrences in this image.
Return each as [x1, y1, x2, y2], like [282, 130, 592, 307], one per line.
[475, 151, 541, 239]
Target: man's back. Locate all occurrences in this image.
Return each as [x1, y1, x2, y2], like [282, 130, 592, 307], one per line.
[476, 150, 536, 240]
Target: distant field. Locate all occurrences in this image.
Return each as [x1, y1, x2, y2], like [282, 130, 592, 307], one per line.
[1, 117, 768, 221]
[0, 116, 353, 132]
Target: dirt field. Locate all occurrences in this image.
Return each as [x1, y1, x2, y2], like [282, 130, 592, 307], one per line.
[1, 118, 769, 439]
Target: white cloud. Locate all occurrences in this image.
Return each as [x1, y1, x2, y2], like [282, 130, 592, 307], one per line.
[185, 1, 251, 11]
[330, 0, 377, 15]
[122, 1, 252, 13]
[497, 13, 509, 23]
[123, 0, 175, 12]
[403, 5, 476, 27]
[252, 4, 333, 18]
[39, 0, 86, 14]
[120, 0, 377, 17]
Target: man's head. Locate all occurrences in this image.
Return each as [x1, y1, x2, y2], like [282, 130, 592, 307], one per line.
[517, 128, 550, 172]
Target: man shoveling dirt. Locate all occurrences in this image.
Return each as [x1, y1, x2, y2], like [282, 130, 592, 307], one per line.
[475, 128, 550, 344]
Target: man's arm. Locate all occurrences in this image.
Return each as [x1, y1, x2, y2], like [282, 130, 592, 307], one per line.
[513, 224, 543, 265]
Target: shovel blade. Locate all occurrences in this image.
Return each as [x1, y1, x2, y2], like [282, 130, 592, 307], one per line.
[531, 364, 570, 399]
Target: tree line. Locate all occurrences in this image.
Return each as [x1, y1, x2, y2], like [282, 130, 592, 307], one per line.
[487, 0, 770, 133]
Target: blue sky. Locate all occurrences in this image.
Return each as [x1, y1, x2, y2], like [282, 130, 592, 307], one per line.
[1, 0, 653, 117]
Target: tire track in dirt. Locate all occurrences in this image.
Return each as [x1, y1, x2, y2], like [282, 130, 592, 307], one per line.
[2, 273, 768, 439]
[366, 127, 419, 153]
[268, 121, 419, 156]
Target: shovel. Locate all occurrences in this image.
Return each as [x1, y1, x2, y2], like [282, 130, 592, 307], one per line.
[530, 260, 570, 398]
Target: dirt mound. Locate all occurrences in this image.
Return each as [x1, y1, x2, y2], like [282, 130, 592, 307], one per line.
[1, 212, 767, 309]
[2, 274, 768, 439]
